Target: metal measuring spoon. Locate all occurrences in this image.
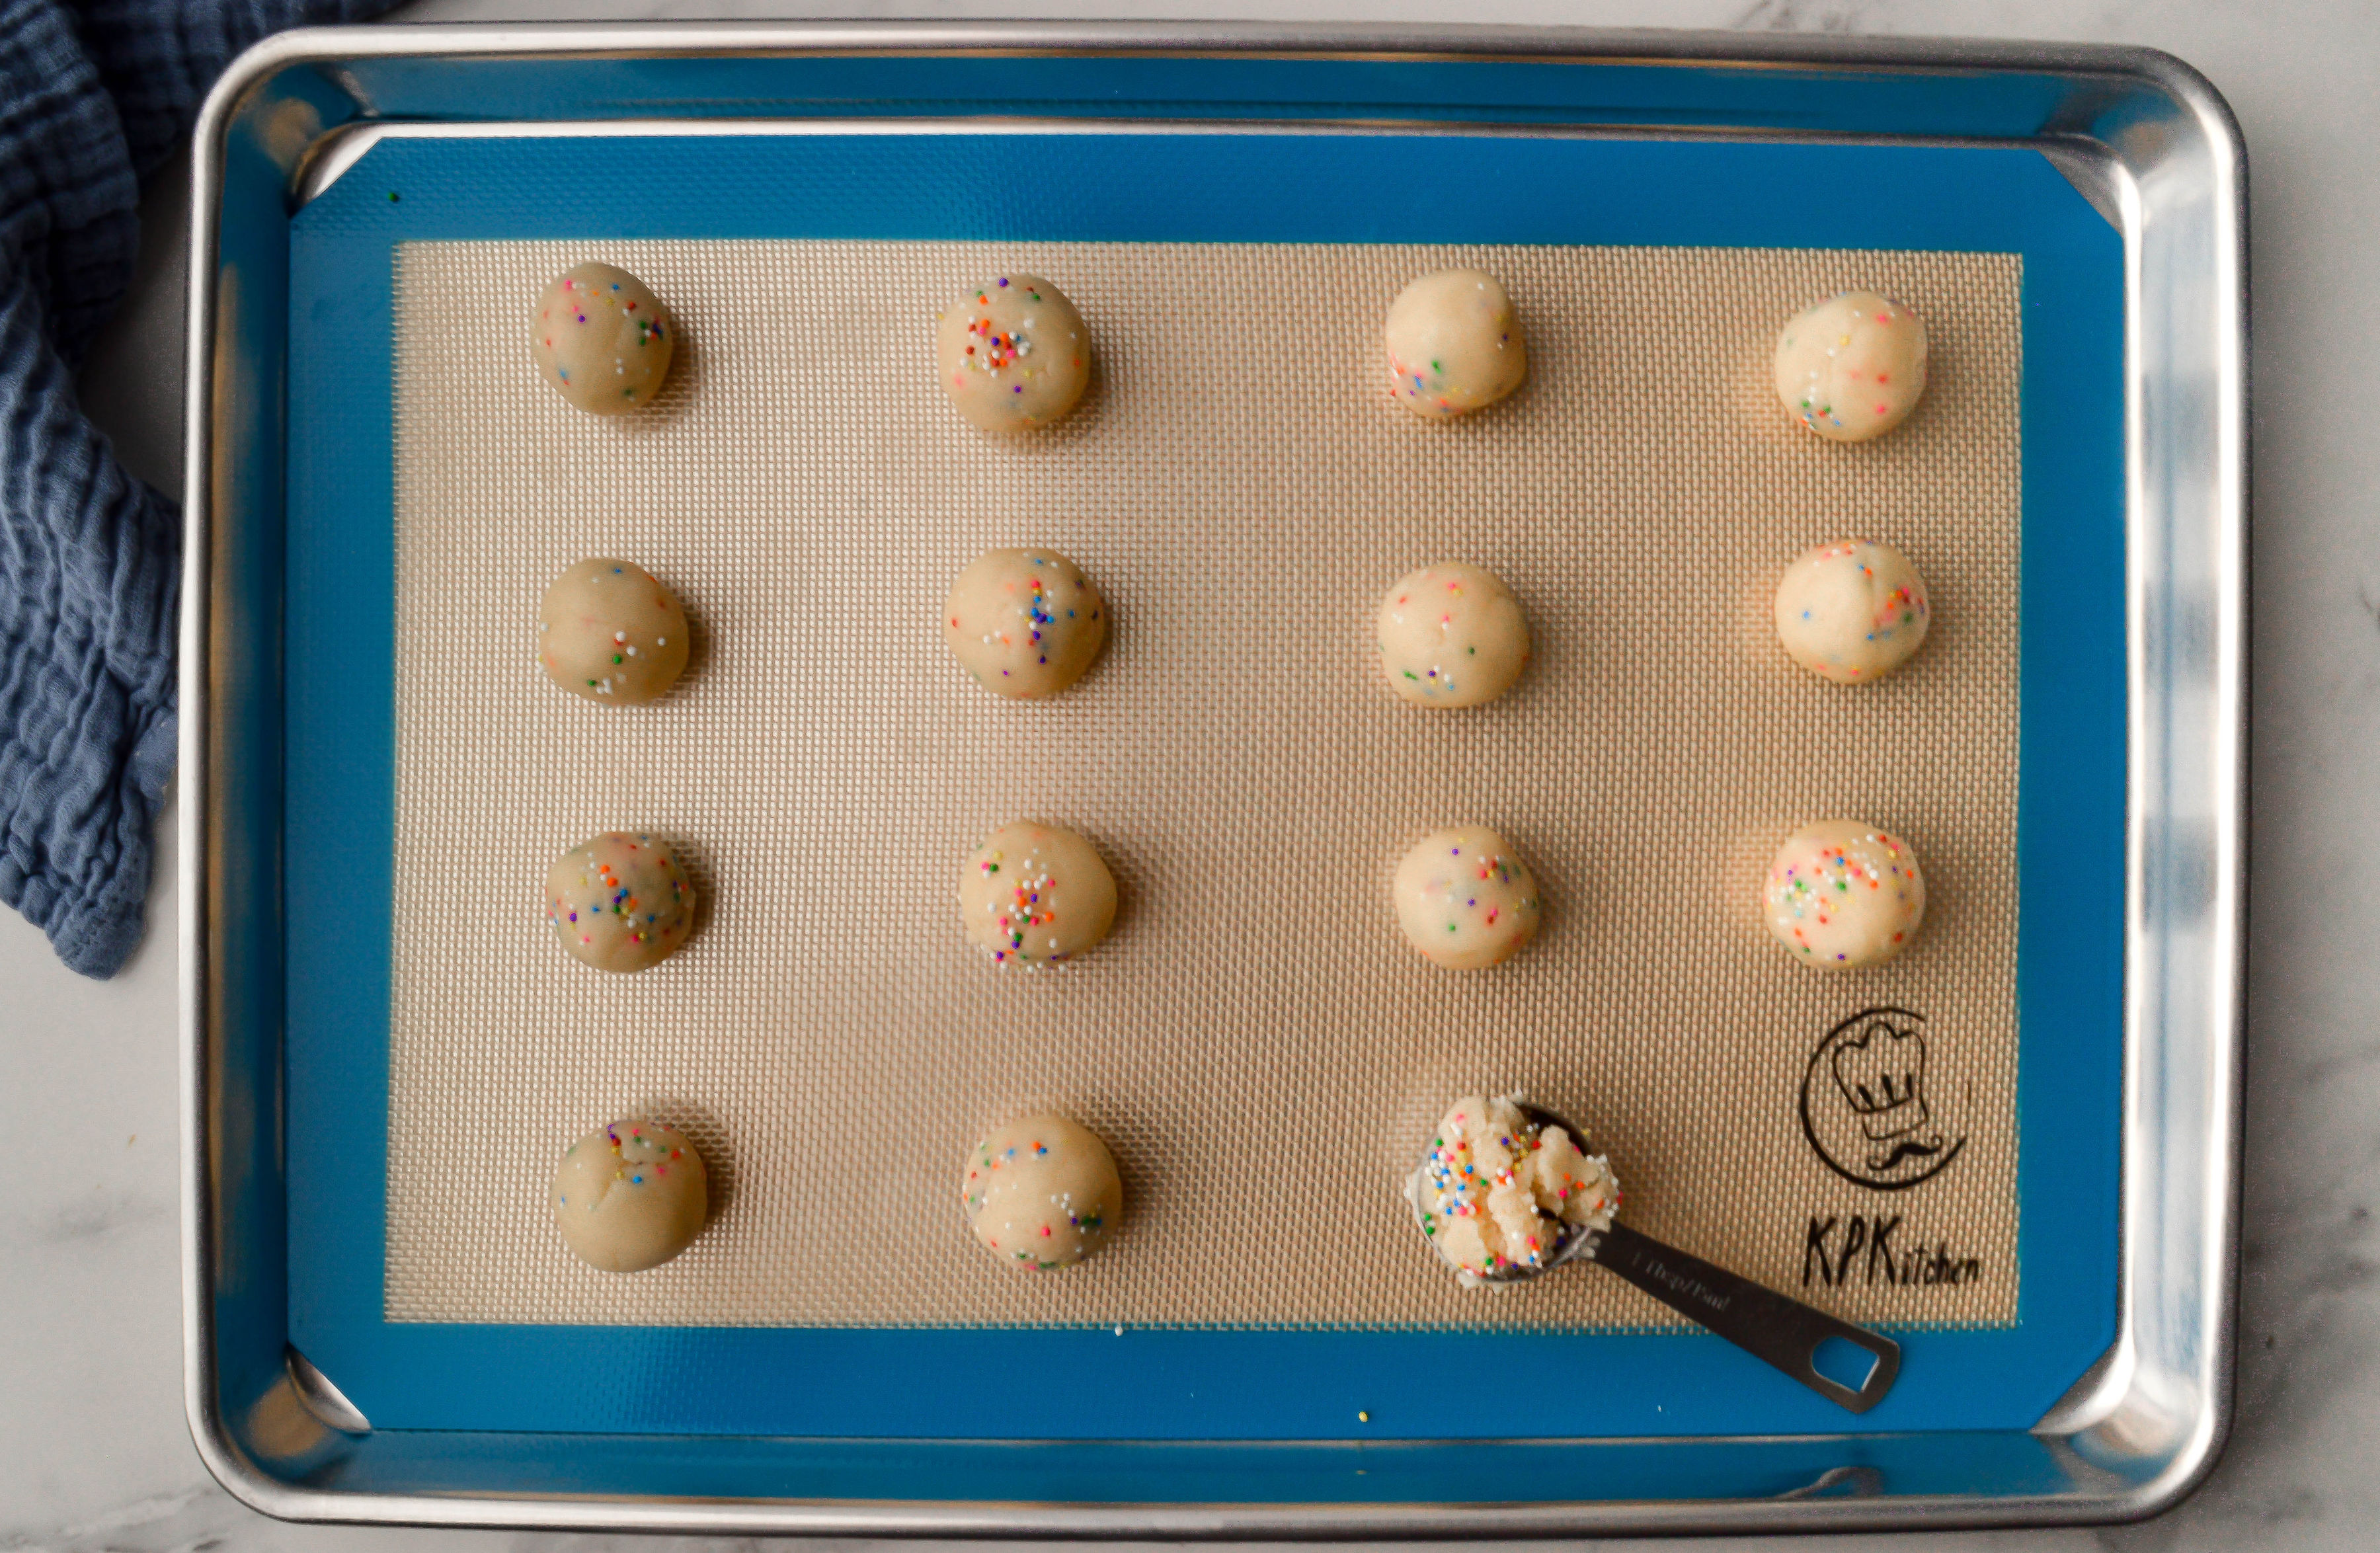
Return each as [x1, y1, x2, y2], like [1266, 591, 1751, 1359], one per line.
[1407, 1100, 1901, 1414]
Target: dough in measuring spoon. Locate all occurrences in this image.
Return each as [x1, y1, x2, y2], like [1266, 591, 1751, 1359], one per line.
[1408, 1094, 1619, 1287]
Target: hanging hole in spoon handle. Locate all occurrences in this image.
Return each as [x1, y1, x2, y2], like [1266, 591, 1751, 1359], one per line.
[1587, 1220, 1901, 1414]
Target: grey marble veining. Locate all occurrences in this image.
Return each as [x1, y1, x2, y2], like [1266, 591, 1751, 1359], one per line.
[2, 0, 2364, 1546]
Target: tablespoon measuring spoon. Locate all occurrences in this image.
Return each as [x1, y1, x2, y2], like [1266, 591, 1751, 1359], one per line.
[1408, 1100, 1901, 1414]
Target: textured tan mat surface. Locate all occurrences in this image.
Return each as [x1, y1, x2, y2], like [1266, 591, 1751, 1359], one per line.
[386, 239, 2021, 1330]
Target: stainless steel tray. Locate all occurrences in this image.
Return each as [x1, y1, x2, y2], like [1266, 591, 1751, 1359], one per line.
[178, 20, 2246, 1534]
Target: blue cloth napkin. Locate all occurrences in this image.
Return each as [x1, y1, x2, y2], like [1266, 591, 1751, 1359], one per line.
[1, 0, 385, 976]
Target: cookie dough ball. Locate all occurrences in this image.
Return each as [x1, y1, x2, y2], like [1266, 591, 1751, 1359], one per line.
[545, 832, 696, 973]
[1384, 269, 1528, 418]
[943, 548, 1108, 698]
[1773, 539, 1931, 684]
[1377, 562, 1530, 707]
[959, 821, 1118, 967]
[1773, 290, 1928, 442]
[1762, 820, 1926, 970]
[530, 262, 675, 415]
[1394, 826, 1542, 969]
[959, 1113, 1123, 1271]
[1408, 1095, 1619, 1285]
[551, 1119, 707, 1273]
[538, 558, 691, 703]
[935, 274, 1090, 434]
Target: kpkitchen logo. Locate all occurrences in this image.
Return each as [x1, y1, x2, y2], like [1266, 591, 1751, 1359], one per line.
[1799, 1006, 1967, 1191]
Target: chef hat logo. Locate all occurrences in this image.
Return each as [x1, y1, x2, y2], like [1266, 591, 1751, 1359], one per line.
[1799, 1008, 1965, 1190]
[1832, 1020, 1930, 1144]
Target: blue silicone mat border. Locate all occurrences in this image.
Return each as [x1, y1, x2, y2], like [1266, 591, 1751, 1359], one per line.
[282, 129, 2125, 1447]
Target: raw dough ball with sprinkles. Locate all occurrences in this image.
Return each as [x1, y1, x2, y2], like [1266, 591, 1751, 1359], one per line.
[935, 273, 1090, 434]
[943, 547, 1107, 699]
[1393, 825, 1542, 970]
[1407, 1095, 1618, 1287]
[545, 831, 696, 973]
[1762, 819, 1926, 970]
[1772, 289, 1928, 442]
[551, 1119, 707, 1273]
[1383, 269, 1528, 418]
[1773, 539, 1931, 684]
[538, 558, 691, 704]
[959, 1113, 1123, 1272]
[530, 262, 675, 415]
[959, 820, 1118, 969]
[1376, 562, 1530, 707]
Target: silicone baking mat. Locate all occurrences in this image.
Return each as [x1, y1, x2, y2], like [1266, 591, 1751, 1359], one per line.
[382, 236, 2022, 1334]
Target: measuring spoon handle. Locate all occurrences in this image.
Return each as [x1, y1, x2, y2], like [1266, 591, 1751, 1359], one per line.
[1588, 1220, 1901, 1414]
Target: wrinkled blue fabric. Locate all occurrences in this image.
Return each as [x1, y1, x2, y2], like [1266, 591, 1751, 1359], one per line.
[1, 0, 385, 976]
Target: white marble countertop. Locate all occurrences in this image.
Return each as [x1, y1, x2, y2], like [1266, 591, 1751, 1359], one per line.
[1, 0, 2358, 1546]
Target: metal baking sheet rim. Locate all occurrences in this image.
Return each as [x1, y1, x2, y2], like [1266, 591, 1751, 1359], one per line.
[176, 20, 2246, 1534]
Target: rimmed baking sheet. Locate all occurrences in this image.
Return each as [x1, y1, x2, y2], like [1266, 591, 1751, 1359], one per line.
[279, 127, 2124, 1439]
